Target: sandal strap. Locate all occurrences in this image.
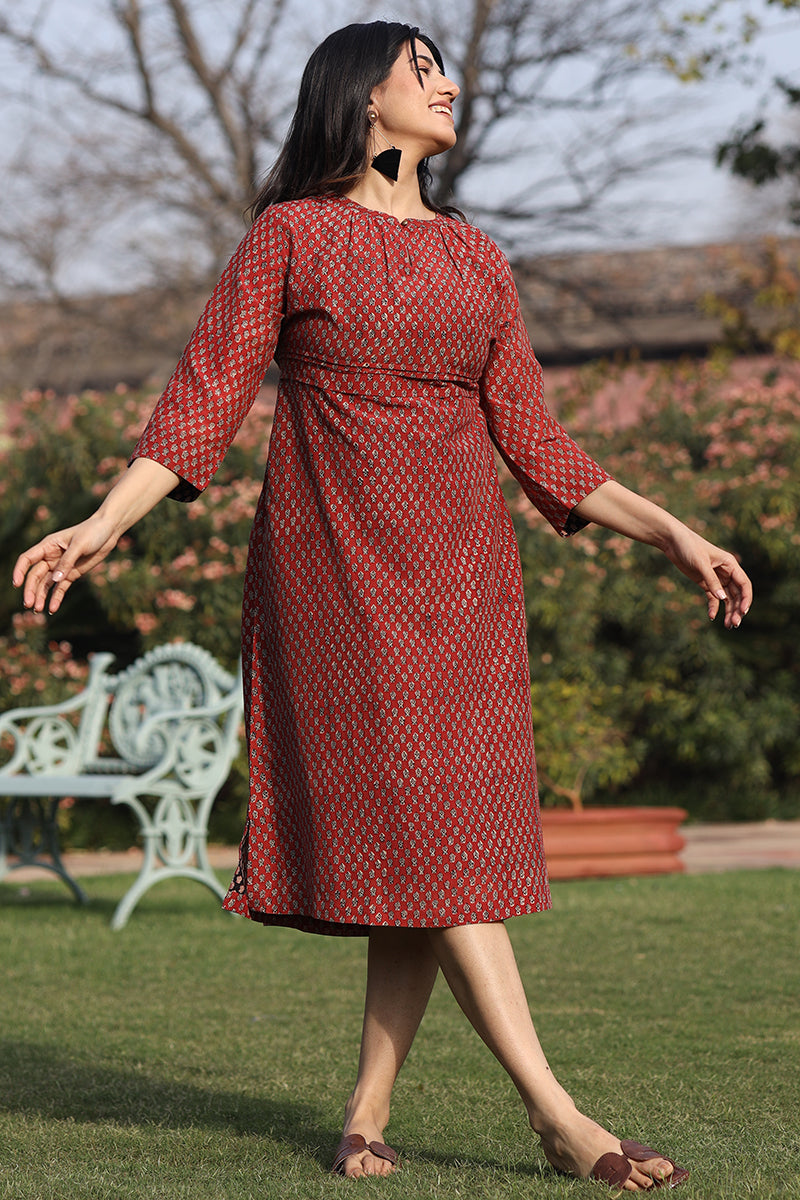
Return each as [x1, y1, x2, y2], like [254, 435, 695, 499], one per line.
[331, 1133, 398, 1174]
[591, 1141, 689, 1189]
[621, 1139, 672, 1164]
[620, 1139, 690, 1187]
[590, 1152, 633, 1186]
[367, 1140, 398, 1164]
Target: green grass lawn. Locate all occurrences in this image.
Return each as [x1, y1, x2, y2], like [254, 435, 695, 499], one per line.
[1, 868, 798, 1199]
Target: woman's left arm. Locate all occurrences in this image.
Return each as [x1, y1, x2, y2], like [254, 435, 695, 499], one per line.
[573, 479, 752, 629]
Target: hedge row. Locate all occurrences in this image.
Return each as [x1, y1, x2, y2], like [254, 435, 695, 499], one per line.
[1, 355, 798, 846]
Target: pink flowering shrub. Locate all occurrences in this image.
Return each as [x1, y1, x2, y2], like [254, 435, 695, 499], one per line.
[0, 384, 275, 845]
[507, 355, 800, 816]
[0, 383, 275, 671]
[0, 612, 90, 709]
[1, 355, 799, 841]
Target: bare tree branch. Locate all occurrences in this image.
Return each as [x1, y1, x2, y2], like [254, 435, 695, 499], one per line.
[408, 0, 725, 249]
[0, 0, 788, 314]
[163, 0, 250, 178]
[0, 0, 296, 234]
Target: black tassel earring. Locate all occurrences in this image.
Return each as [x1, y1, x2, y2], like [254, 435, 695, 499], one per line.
[368, 110, 401, 182]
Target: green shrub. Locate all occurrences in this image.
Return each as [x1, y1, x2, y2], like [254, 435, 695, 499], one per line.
[0, 384, 273, 847]
[512, 356, 800, 816]
[2, 356, 799, 843]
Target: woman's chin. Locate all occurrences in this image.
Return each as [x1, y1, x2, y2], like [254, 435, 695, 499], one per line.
[426, 132, 457, 157]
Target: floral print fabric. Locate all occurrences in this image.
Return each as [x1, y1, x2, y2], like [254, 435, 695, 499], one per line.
[132, 195, 611, 935]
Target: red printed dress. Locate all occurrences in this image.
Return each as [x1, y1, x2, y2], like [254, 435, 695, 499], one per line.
[132, 194, 610, 936]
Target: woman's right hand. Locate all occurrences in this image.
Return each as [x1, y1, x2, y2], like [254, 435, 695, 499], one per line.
[12, 457, 181, 616]
[12, 513, 120, 615]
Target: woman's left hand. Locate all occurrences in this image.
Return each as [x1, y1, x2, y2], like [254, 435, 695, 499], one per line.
[573, 481, 752, 629]
[660, 525, 752, 629]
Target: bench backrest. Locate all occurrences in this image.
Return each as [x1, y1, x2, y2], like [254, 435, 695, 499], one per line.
[1, 643, 242, 785]
[103, 643, 240, 771]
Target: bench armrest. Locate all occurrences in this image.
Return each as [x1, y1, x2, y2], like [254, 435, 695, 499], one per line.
[0, 653, 115, 778]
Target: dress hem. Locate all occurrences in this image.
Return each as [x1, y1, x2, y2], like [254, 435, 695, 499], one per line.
[221, 899, 553, 937]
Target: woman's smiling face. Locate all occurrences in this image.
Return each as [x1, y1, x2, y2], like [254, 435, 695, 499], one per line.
[370, 39, 460, 159]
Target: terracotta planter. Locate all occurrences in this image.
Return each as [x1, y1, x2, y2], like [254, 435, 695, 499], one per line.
[540, 806, 687, 880]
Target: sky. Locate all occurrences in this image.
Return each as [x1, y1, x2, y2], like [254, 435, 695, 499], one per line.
[2, 0, 800, 294]
[662, 5, 800, 244]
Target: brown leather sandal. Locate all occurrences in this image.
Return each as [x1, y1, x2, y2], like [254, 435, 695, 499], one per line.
[331, 1132, 399, 1176]
[590, 1139, 689, 1188]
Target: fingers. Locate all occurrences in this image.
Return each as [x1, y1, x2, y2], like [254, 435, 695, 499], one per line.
[705, 589, 721, 623]
[698, 569, 727, 624]
[12, 544, 56, 589]
[13, 518, 118, 615]
[22, 558, 75, 616]
[21, 561, 55, 614]
[38, 572, 71, 616]
[726, 560, 753, 618]
[44, 561, 83, 615]
[704, 551, 753, 630]
[665, 530, 752, 631]
[13, 533, 71, 614]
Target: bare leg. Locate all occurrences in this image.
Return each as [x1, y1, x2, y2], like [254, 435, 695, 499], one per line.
[338, 927, 439, 1178]
[428, 922, 676, 1191]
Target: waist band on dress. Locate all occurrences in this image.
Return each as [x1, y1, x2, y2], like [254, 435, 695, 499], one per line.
[277, 355, 479, 393]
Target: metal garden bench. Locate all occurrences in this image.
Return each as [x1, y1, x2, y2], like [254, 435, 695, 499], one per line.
[0, 642, 243, 928]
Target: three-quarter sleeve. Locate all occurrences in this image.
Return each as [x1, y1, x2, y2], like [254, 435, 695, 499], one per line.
[480, 255, 611, 535]
[131, 209, 291, 501]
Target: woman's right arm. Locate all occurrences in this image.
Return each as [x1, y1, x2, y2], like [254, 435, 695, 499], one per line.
[12, 456, 179, 615]
[16, 210, 293, 617]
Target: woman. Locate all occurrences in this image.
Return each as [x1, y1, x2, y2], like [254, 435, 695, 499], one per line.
[14, 21, 750, 1190]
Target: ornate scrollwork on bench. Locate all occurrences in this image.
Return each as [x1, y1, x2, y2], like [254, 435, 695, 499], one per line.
[0, 643, 243, 928]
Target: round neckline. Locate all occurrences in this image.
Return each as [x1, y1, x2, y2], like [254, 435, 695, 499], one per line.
[330, 193, 440, 226]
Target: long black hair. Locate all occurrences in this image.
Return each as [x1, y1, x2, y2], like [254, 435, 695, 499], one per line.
[249, 22, 463, 221]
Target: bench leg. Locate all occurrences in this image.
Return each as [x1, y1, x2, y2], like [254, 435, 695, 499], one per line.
[109, 792, 227, 929]
[0, 797, 89, 906]
[110, 858, 227, 930]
